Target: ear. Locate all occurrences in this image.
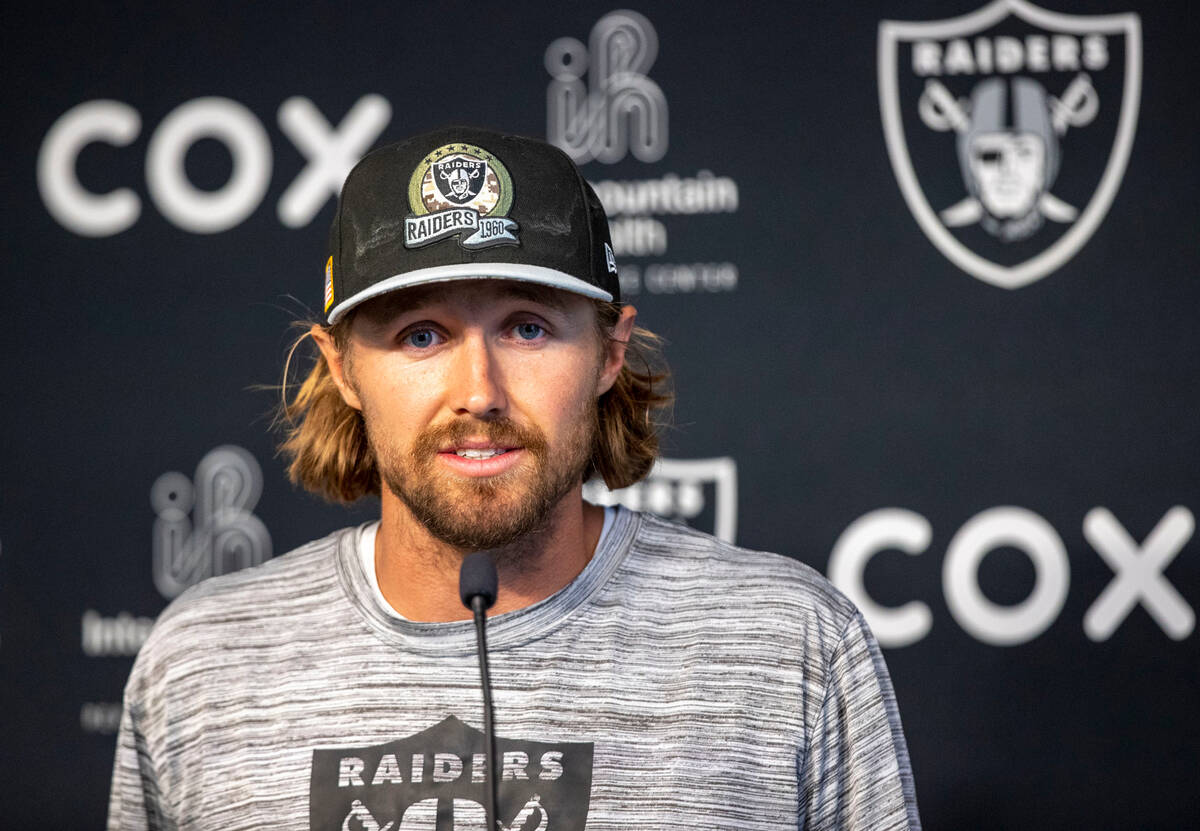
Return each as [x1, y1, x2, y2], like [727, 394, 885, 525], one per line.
[310, 324, 363, 411]
[596, 305, 638, 396]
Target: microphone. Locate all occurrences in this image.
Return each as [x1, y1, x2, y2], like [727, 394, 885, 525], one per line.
[459, 552, 499, 829]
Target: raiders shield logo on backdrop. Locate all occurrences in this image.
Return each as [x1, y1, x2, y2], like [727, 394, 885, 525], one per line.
[310, 716, 593, 830]
[878, 0, 1141, 288]
[583, 457, 739, 543]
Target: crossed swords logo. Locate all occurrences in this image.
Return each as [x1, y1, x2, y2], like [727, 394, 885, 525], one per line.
[919, 72, 1098, 238]
[342, 794, 549, 831]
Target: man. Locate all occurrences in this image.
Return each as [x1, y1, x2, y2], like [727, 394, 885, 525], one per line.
[109, 126, 921, 830]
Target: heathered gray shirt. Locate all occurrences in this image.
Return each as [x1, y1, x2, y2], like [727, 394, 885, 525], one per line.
[109, 508, 921, 830]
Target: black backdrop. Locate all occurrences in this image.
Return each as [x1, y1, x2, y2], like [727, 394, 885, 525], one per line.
[2, 1, 1198, 827]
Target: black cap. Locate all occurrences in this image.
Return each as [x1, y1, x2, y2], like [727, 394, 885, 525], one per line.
[323, 126, 620, 323]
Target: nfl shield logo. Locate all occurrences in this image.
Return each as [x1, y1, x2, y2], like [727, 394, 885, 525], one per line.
[878, 0, 1141, 288]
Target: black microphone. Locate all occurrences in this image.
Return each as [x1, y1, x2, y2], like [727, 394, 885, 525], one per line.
[459, 552, 499, 829]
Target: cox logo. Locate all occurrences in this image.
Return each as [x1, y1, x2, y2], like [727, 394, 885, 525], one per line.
[830, 506, 1195, 647]
[38, 94, 392, 236]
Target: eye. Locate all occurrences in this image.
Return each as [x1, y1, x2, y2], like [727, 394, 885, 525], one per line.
[512, 322, 546, 341]
[401, 327, 444, 349]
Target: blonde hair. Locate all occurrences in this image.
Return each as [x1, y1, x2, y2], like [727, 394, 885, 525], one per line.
[276, 301, 671, 503]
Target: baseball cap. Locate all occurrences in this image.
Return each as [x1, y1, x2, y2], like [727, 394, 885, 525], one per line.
[323, 126, 620, 324]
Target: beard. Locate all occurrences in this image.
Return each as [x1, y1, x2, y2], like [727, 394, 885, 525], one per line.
[366, 406, 598, 556]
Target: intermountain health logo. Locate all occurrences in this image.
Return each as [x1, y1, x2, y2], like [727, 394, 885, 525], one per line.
[879, 0, 1141, 288]
[543, 11, 740, 299]
[151, 445, 271, 598]
[310, 716, 593, 830]
[545, 9, 667, 165]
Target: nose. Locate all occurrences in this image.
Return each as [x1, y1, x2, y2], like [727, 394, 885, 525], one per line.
[447, 330, 507, 418]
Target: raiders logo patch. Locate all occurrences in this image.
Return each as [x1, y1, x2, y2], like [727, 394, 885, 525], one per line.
[309, 715, 593, 830]
[879, 0, 1141, 288]
[405, 143, 520, 250]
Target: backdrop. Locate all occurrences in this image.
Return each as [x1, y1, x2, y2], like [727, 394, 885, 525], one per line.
[2, 1, 1197, 827]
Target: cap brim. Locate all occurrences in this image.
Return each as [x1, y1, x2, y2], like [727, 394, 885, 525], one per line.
[326, 264, 614, 324]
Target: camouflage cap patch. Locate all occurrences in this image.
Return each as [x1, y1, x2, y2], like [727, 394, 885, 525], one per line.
[404, 143, 519, 250]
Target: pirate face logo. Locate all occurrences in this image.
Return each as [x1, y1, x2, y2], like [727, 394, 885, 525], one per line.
[434, 157, 487, 204]
[943, 74, 1077, 242]
[970, 130, 1046, 218]
[879, 0, 1141, 287]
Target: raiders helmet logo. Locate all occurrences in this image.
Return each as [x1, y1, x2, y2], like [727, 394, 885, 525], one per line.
[879, 0, 1141, 288]
[433, 157, 488, 205]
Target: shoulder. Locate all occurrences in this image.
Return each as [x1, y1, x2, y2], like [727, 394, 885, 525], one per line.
[623, 511, 862, 643]
[130, 527, 354, 681]
[156, 526, 349, 624]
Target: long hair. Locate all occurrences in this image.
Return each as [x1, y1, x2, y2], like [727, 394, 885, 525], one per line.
[276, 300, 671, 503]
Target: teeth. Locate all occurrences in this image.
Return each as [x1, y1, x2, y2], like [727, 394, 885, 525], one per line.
[456, 448, 507, 460]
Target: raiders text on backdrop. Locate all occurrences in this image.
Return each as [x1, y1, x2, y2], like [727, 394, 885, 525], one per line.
[912, 33, 1109, 76]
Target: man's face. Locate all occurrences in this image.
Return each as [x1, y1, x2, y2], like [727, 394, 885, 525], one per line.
[446, 168, 470, 198]
[969, 131, 1046, 218]
[332, 281, 621, 552]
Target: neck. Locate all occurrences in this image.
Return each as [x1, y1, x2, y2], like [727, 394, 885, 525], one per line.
[373, 485, 605, 622]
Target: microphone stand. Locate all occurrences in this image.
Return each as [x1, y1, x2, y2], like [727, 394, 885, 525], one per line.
[460, 552, 499, 829]
[470, 594, 498, 830]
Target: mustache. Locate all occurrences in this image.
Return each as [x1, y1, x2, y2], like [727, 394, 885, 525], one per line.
[412, 417, 549, 456]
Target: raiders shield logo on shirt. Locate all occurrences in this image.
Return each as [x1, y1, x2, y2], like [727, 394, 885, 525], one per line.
[309, 716, 594, 830]
[878, 0, 1142, 288]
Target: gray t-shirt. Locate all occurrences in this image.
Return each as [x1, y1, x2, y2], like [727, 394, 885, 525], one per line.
[108, 508, 921, 830]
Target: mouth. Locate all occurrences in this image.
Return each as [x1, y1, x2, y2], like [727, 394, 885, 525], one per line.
[435, 441, 525, 477]
[452, 447, 513, 460]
